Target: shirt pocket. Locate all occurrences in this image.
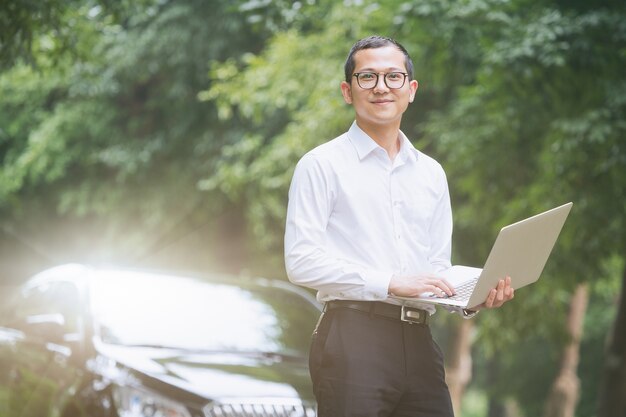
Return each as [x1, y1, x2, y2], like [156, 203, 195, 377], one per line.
[400, 188, 438, 245]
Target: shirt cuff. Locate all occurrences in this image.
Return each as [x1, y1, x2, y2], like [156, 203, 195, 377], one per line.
[361, 270, 394, 300]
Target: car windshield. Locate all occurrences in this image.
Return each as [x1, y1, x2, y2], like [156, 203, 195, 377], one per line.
[90, 272, 320, 356]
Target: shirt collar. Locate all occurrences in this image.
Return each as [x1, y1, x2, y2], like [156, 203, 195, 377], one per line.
[398, 130, 419, 164]
[348, 121, 420, 163]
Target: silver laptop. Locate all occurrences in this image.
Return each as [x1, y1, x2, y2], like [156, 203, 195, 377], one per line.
[392, 202, 573, 309]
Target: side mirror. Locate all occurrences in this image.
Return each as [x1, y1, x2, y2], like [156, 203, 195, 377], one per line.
[23, 313, 67, 344]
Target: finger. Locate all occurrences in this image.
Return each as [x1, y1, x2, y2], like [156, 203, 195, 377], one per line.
[427, 278, 455, 296]
[485, 288, 497, 308]
[428, 284, 448, 298]
[437, 278, 456, 296]
[496, 279, 505, 301]
[505, 285, 514, 299]
[503, 277, 514, 301]
[442, 278, 455, 292]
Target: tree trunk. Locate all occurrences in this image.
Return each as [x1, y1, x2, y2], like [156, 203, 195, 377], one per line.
[446, 319, 474, 415]
[598, 262, 626, 417]
[487, 356, 506, 417]
[543, 283, 589, 417]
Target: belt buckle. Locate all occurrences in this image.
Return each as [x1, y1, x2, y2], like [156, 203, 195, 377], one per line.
[401, 305, 426, 324]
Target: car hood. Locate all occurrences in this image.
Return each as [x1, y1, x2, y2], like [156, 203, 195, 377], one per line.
[96, 343, 314, 402]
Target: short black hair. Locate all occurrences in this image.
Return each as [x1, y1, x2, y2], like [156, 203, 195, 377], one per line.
[344, 36, 414, 83]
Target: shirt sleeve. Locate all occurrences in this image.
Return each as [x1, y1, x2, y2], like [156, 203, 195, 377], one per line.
[428, 167, 453, 273]
[284, 154, 392, 300]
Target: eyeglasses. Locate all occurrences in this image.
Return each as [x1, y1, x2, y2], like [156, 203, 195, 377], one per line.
[352, 72, 408, 89]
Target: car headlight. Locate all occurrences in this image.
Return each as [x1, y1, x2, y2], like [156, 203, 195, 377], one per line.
[112, 385, 191, 417]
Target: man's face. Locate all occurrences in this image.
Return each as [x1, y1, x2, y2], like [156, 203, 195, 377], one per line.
[341, 46, 418, 130]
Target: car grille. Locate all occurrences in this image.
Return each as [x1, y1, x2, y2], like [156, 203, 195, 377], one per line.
[203, 399, 316, 417]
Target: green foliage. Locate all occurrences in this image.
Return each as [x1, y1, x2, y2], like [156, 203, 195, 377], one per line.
[0, 0, 278, 266]
[0, 0, 157, 69]
[200, 3, 398, 258]
[413, 1, 625, 414]
[0, 0, 83, 68]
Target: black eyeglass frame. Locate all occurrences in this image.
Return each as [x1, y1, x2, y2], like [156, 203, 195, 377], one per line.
[352, 72, 409, 89]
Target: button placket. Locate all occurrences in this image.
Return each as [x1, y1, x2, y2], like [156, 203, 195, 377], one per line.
[390, 167, 410, 272]
[389, 169, 402, 243]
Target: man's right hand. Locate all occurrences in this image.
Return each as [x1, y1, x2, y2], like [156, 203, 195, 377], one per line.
[388, 274, 456, 298]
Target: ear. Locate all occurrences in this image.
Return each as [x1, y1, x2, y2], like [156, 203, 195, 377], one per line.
[341, 81, 353, 104]
[409, 80, 418, 103]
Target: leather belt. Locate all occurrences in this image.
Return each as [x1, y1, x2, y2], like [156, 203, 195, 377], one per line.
[325, 300, 429, 325]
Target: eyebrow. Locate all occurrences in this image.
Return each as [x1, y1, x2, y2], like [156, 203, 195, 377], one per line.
[355, 66, 405, 73]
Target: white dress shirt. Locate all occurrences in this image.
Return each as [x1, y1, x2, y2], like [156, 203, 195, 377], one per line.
[284, 122, 452, 313]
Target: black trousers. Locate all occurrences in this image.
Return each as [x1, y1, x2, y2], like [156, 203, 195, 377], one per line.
[309, 305, 454, 417]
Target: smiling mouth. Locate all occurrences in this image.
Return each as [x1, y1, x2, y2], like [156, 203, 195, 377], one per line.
[372, 100, 393, 104]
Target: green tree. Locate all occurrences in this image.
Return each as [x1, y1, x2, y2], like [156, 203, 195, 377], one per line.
[0, 0, 279, 278]
[201, 2, 399, 268]
[417, 2, 626, 415]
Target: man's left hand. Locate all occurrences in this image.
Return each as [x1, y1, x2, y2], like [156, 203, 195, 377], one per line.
[471, 276, 515, 310]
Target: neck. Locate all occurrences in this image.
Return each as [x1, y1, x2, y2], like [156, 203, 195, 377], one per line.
[356, 120, 401, 160]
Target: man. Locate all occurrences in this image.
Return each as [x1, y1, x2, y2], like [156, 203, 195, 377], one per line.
[284, 36, 514, 417]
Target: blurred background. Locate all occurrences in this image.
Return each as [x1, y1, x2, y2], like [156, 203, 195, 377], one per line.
[0, 0, 624, 416]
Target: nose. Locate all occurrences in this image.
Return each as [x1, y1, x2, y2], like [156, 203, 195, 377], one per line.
[373, 74, 389, 93]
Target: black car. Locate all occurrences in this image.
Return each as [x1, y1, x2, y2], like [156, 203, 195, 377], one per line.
[0, 264, 321, 417]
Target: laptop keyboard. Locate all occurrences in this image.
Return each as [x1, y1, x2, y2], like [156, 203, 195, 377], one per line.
[446, 277, 479, 301]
